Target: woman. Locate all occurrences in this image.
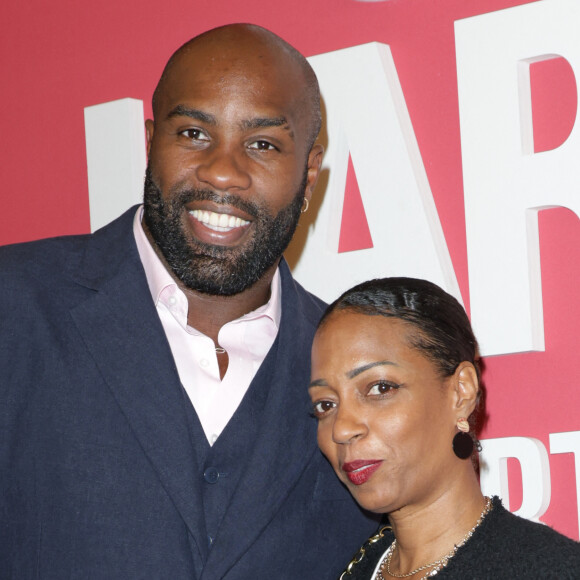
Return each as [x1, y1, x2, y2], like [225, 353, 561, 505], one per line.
[309, 277, 580, 579]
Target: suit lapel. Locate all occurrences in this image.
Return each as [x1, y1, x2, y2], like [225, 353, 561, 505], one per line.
[201, 262, 321, 579]
[68, 210, 208, 568]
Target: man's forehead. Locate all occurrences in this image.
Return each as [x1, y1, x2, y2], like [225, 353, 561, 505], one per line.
[157, 53, 307, 125]
[172, 46, 301, 87]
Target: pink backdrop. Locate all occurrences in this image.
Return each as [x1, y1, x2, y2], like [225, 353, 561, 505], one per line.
[2, 0, 578, 538]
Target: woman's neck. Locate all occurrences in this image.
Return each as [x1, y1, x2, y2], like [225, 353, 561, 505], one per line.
[386, 470, 485, 578]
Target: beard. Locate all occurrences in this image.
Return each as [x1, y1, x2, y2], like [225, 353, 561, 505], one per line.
[142, 166, 307, 296]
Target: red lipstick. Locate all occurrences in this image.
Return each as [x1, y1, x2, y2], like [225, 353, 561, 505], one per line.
[342, 460, 383, 485]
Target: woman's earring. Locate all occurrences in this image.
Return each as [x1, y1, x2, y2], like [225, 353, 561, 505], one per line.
[452, 417, 474, 459]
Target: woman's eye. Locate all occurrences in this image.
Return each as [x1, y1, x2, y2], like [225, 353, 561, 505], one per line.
[368, 381, 399, 396]
[180, 128, 209, 141]
[312, 400, 336, 417]
[248, 140, 276, 151]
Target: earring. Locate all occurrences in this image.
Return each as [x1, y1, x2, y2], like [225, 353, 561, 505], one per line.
[452, 417, 474, 459]
[301, 197, 309, 213]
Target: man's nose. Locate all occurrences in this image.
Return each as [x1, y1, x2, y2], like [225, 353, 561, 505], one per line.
[195, 145, 252, 192]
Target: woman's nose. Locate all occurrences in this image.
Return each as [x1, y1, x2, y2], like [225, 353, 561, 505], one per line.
[332, 405, 367, 445]
[195, 145, 251, 192]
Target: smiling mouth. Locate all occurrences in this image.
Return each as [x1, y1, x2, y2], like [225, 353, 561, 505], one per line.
[189, 209, 250, 232]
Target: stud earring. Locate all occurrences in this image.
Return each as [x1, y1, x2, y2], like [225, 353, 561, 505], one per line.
[301, 198, 309, 213]
[452, 417, 474, 459]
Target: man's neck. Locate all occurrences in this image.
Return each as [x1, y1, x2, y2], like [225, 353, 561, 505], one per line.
[182, 262, 277, 344]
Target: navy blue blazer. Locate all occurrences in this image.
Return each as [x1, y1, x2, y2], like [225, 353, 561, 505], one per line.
[0, 207, 378, 579]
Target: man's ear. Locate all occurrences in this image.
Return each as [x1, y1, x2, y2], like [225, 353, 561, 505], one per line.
[304, 144, 324, 203]
[145, 119, 155, 158]
[452, 362, 480, 419]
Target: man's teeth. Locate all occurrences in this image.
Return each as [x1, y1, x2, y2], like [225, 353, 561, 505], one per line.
[190, 209, 250, 231]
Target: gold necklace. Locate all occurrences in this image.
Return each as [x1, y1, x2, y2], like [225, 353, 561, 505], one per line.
[377, 496, 492, 579]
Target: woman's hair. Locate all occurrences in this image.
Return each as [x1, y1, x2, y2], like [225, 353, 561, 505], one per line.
[320, 277, 483, 433]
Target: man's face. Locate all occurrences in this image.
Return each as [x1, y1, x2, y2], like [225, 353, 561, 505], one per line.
[143, 39, 322, 296]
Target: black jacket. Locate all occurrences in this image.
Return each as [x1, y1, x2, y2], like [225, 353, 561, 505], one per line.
[339, 496, 580, 579]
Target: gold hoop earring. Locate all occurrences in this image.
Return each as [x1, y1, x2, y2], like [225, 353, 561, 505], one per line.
[301, 198, 309, 213]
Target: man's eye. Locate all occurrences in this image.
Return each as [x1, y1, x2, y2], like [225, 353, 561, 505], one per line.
[248, 140, 276, 151]
[312, 400, 336, 417]
[368, 381, 399, 396]
[180, 128, 209, 141]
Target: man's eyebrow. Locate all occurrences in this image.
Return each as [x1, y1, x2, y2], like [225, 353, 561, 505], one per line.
[241, 116, 292, 132]
[166, 105, 216, 125]
[347, 361, 396, 379]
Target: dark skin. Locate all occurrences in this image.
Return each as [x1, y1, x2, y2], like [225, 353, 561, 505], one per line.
[143, 25, 323, 378]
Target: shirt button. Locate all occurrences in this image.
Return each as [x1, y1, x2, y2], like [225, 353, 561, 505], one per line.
[210, 434, 219, 445]
[200, 358, 209, 368]
[168, 295, 177, 306]
[204, 467, 219, 484]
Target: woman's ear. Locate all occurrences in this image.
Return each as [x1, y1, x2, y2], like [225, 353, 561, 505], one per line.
[452, 361, 479, 419]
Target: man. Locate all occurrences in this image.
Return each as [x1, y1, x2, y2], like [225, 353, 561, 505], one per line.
[0, 24, 378, 579]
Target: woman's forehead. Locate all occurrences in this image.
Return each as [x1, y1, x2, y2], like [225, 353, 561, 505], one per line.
[312, 312, 426, 370]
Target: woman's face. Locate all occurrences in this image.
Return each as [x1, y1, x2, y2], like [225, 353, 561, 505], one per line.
[309, 310, 459, 515]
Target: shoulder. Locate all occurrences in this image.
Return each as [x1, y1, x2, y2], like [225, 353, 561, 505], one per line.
[0, 233, 85, 271]
[0, 207, 138, 289]
[0, 209, 142, 324]
[492, 499, 580, 567]
[0, 235, 90, 305]
[490, 497, 579, 547]
[449, 497, 580, 578]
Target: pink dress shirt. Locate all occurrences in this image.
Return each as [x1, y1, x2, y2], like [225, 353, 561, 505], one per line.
[133, 208, 281, 445]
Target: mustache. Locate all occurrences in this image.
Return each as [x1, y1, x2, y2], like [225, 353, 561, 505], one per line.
[144, 167, 263, 220]
[177, 188, 262, 219]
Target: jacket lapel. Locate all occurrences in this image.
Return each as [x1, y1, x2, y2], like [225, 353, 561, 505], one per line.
[68, 209, 209, 568]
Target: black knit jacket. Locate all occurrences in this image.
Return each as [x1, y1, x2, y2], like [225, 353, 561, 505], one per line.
[338, 497, 580, 579]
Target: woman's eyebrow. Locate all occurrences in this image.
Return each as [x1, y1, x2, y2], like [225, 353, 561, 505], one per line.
[346, 360, 395, 379]
[308, 378, 328, 388]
